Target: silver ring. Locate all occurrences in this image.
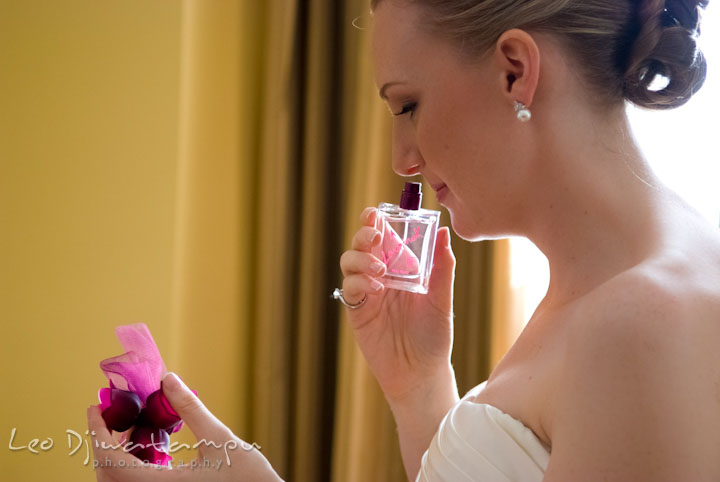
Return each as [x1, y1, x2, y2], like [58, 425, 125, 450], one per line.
[331, 288, 367, 309]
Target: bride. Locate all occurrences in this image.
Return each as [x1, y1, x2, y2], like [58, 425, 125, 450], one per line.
[338, 0, 720, 480]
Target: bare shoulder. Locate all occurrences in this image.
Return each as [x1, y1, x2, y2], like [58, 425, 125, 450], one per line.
[544, 259, 720, 481]
[565, 254, 720, 364]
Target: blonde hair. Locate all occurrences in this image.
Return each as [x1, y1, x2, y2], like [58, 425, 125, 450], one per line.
[371, 0, 709, 109]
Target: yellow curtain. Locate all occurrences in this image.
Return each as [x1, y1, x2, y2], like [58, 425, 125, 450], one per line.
[168, 0, 263, 461]
[170, 0, 351, 478]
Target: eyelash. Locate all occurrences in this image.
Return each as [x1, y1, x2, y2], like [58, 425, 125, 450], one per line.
[393, 102, 417, 117]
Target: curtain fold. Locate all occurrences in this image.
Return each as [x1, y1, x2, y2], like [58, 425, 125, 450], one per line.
[170, 0, 260, 451]
[251, 0, 299, 474]
[331, 2, 405, 480]
[171, 1, 516, 481]
[291, 0, 346, 479]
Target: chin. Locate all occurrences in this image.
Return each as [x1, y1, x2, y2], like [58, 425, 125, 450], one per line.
[447, 210, 486, 241]
[447, 208, 511, 242]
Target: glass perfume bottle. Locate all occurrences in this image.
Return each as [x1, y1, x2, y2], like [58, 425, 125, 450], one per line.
[373, 182, 440, 294]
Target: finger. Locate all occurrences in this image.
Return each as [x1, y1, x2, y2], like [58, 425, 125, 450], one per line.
[351, 226, 382, 252]
[87, 406, 173, 480]
[427, 227, 456, 295]
[340, 250, 386, 277]
[360, 207, 377, 226]
[342, 273, 384, 304]
[161, 373, 233, 444]
[87, 405, 123, 466]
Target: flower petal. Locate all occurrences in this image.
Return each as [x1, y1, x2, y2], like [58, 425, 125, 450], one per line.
[98, 387, 112, 412]
[101, 389, 142, 432]
[143, 389, 182, 432]
[98, 323, 166, 402]
[129, 425, 171, 466]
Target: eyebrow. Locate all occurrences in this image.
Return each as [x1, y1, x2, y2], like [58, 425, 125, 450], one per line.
[379, 81, 406, 100]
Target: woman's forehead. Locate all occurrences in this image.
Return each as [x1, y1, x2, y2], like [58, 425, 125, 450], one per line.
[370, 1, 448, 88]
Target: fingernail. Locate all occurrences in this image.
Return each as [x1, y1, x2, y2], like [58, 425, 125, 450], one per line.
[369, 209, 378, 225]
[370, 231, 380, 245]
[371, 279, 384, 292]
[370, 261, 384, 274]
[162, 372, 182, 392]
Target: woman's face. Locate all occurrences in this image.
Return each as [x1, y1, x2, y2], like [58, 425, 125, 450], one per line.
[371, 0, 530, 240]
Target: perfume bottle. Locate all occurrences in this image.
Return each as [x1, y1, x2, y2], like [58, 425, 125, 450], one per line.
[373, 182, 440, 294]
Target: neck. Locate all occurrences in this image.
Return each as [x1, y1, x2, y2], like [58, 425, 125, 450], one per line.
[520, 104, 669, 310]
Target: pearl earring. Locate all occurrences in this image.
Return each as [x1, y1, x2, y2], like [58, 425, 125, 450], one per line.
[514, 101, 531, 122]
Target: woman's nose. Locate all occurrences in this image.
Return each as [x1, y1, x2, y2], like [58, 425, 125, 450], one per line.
[391, 123, 423, 177]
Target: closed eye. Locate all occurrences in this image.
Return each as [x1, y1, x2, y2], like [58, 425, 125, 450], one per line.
[393, 102, 417, 117]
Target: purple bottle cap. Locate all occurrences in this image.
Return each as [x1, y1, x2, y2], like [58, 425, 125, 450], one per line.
[400, 182, 422, 210]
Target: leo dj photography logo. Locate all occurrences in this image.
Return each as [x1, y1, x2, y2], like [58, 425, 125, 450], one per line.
[8, 427, 260, 468]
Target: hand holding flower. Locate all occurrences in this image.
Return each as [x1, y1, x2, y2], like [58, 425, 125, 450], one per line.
[88, 324, 282, 481]
[88, 372, 283, 481]
[96, 324, 190, 465]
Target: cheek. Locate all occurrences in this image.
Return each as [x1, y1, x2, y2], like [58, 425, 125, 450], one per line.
[418, 104, 498, 187]
[417, 102, 474, 167]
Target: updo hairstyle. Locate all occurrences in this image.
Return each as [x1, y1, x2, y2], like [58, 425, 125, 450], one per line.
[371, 0, 710, 109]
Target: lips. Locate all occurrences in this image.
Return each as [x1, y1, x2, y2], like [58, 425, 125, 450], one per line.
[432, 183, 448, 201]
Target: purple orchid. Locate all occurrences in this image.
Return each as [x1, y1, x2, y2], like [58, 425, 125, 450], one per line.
[142, 388, 182, 432]
[98, 386, 142, 432]
[97, 323, 193, 466]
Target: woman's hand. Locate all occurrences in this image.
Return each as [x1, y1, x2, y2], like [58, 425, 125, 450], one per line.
[339, 207, 457, 405]
[87, 372, 283, 482]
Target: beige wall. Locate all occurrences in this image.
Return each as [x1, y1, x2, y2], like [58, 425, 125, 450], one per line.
[0, 1, 181, 480]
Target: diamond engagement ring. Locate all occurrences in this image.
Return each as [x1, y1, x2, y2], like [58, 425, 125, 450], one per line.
[331, 288, 367, 309]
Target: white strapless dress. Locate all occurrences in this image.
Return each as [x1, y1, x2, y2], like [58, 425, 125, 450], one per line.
[416, 381, 551, 482]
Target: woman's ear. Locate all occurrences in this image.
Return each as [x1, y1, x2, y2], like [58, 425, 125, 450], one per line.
[493, 29, 540, 108]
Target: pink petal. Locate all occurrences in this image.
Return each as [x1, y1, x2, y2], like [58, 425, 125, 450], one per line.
[154, 450, 173, 466]
[98, 387, 112, 412]
[143, 390, 182, 432]
[101, 389, 142, 432]
[98, 323, 166, 403]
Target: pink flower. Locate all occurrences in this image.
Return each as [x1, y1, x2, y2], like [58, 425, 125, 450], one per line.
[96, 323, 194, 466]
[99, 324, 167, 402]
